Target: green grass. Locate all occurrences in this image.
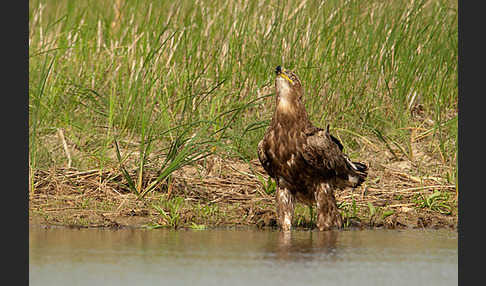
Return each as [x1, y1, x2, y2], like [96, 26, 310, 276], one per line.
[413, 190, 453, 215]
[29, 0, 457, 192]
[339, 197, 360, 227]
[149, 195, 186, 228]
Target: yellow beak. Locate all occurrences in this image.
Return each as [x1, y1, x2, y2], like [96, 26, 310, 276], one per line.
[279, 72, 294, 84]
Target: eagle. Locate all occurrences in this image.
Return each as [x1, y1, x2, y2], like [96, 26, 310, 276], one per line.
[257, 66, 368, 231]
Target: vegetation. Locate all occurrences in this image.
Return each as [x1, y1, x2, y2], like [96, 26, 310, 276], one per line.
[29, 0, 457, 229]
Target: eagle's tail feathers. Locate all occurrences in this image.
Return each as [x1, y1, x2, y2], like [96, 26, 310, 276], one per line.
[344, 156, 368, 188]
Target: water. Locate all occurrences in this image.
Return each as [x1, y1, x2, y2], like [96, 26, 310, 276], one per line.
[29, 227, 457, 286]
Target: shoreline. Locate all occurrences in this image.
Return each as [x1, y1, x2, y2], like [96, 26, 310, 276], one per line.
[29, 157, 457, 231]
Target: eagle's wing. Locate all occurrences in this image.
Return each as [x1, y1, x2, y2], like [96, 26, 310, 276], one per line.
[304, 125, 343, 151]
[303, 126, 367, 187]
[257, 139, 274, 178]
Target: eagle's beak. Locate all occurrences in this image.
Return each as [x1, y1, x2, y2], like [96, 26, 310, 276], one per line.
[275, 66, 294, 84]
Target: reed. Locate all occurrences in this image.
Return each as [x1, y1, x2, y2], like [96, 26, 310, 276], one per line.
[29, 0, 457, 193]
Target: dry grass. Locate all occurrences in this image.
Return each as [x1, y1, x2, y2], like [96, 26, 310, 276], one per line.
[30, 135, 457, 230]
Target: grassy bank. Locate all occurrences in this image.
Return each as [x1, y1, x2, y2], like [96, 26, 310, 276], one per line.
[29, 0, 457, 229]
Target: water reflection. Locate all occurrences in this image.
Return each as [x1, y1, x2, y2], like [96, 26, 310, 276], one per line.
[270, 230, 339, 261]
[30, 227, 457, 286]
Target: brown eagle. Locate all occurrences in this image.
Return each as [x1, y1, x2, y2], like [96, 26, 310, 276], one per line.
[257, 66, 368, 231]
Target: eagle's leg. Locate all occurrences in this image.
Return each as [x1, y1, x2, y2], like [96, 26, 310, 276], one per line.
[276, 185, 295, 231]
[315, 183, 343, 231]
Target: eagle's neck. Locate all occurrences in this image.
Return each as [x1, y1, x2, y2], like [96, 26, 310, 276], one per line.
[276, 97, 293, 113]
[273, 98, 312, 130]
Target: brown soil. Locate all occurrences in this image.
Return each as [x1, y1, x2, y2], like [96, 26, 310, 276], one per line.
[29, 150, 457, 230]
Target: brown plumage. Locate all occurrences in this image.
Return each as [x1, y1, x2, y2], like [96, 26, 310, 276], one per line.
[258, 66, 368, 231]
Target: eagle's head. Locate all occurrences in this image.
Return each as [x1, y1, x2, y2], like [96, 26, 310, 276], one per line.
[275, 66, 303, 111]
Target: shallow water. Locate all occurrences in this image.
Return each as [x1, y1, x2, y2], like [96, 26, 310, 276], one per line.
[29, 227, 457, 286]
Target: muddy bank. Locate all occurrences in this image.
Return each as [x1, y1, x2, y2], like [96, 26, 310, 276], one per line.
[29, 155, 457, 230]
